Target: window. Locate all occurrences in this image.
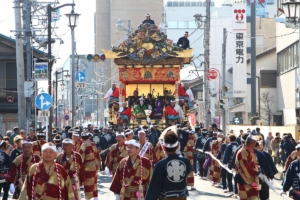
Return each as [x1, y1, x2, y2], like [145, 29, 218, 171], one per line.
[197, 92, 203, 101]
[188, 21, 197, 29]
[277, 41, 299, 75]
[0, 62, 17, 97]
[179, 2, 184, 6]
[167, 2, 173, 6]
[260, 70, 277, 88]
[167, 21, 177, 28]
[267, 0, 274, 4]
[185, 2, 190, 6]
[178, 21, 188, 28]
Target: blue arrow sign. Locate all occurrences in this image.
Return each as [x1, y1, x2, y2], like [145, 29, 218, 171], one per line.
[35, 93, 53, 110]
[75, 71, 86, 82]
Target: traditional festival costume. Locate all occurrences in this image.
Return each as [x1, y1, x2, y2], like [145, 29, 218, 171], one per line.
[56, 139, 85, 200]
[72, 130, 83, 153]
[32, 132, 47, 157]
[285, 149, 298, 172]
[178, 84, 194, 109]
[104, 83, 121, 106]
[235, 140, 260, 200]
[117, 103, 132, 127]
[6, 145, 40, 199]
[79, 133, 101, 199]
[110, 140, 153, 200]
[164, 103, 180, 121]
[153, 141, 166, 164]
[208, 137, 222, 183]
[105, 132, 128, 175]
[183, 131, 196, 187]
[139, 140, 155, 164]
[19, 143, 75, 200]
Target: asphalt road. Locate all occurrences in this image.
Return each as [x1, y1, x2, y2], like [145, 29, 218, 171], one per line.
[1, 172, 288, 200]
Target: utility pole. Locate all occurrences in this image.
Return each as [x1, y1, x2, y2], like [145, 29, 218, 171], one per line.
[25, 0, 32, 128]
[222, 28, 226, 133]
[250, 2, 257, 117]
[204, 0, 211, 128]
[14, 0, 26, 129]
[71, 3, 76, 127]
[47, 4, 54, 138]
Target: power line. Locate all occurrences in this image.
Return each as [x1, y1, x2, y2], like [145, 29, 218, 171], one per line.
[0, 12, 14, 23]
[191, 33, 204, 45]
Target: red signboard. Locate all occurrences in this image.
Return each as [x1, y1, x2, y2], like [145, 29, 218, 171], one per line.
[207, 69, 218, 80]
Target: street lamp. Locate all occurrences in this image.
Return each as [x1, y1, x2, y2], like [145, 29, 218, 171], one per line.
[47, 3, 75, 140]
[54, 70, 69, 128]
[60, 82, 65, 91]
[282, 0, 300, 23]
[65, 11, 80, 30]
[65, 9, 80, 127]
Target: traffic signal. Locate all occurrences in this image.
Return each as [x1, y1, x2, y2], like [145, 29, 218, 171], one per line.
[219, 99, 225, 110]
[86, 54, 106, 62]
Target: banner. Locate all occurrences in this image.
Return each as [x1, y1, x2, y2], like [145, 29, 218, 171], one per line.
[232, 3, 247, 98]
[34, 62, 48, 81]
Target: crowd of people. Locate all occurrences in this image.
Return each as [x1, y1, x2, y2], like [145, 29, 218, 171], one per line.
[0, 123, 299, 200]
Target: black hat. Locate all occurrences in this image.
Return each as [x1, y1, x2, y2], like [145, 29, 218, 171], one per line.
[212, 124, 217, 128]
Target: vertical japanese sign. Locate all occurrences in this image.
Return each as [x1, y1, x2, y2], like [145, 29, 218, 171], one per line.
[232, 3, 247, 98]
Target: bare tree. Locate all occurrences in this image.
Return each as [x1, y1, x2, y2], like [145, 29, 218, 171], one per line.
[260, 91, 275, 125]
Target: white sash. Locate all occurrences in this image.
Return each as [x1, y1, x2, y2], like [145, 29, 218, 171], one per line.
[139, 142, 151, 157]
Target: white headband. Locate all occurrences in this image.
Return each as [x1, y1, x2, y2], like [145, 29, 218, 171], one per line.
[163, 141, 179, 148]
[258, 140, 263, 145]
[62, 139, 73, 144]
[72, 133, 80, 137]
[22, 140, 32, 145]
[41, 143, 57, 152]
[74, 128, 80, 132]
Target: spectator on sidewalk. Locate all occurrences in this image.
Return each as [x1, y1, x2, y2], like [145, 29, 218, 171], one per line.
[236, 130, 243, 146]
[271, 132, 281, 164]
[9, 127, 19, 146]
[254, 127, 265, 146]
[280, 135, 294, 166]
[264, 132, 274, 154]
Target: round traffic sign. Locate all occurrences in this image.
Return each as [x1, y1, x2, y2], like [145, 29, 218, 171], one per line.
[64, 115, 69, 121]
[64, 108, 69, 115]
[207, 69, 218, 80]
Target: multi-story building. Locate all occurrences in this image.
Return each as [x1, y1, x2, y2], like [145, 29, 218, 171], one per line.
[0, 33, 48, 133]
[95, 0, 164, 92]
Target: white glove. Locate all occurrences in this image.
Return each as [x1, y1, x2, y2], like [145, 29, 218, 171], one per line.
[105, 167, 111, 176]
[115, 194, 120, 200]
[9, 183, 15, 194]
[280, 191, 286, 196]
[270, 179, 274, 185]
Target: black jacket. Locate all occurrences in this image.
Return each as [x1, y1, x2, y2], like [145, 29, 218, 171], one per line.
[177, 37, 190, 49]
[142, 19, 155, 24]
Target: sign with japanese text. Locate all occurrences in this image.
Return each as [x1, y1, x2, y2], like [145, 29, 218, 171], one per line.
[232, 3, 247, 98]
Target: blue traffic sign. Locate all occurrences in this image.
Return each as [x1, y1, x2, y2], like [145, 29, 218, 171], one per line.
[75, 71, 86, 82]
[35, 93, 53, 110]
[64, 115, 69, 121]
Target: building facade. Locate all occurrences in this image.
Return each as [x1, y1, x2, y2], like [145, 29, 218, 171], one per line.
[0, 33, 48, 133]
